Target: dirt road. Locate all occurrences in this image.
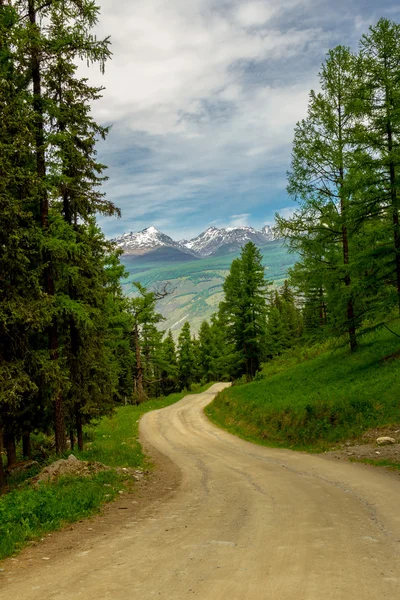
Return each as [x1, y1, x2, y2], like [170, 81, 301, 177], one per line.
[1, 383, 400, 599]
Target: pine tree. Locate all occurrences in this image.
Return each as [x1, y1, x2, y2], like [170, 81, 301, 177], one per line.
[178, 322, 195, 390]
[198, 321, 214, 382]
[265, 285, 303, 358]
[128, 284, 165, 402]
[160, 331, 179, 395]
[220, 242, 268, 379]
[0, 0, 51, 477]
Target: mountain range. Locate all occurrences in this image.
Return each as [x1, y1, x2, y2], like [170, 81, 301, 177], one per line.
[114, 225, 294, 336]
[112, 225, 276, 260]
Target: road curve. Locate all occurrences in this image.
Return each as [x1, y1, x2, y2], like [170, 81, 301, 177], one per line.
[1, 383, 400, 599]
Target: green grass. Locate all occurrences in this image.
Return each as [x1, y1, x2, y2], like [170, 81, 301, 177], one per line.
[0, 471, 123, 560]
[205, 326, 400, 452]
[0, 385, 212, 561]
[75, 385, 213, 468]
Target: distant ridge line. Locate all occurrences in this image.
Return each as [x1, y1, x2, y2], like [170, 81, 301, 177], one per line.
[112, 224, 278, 258]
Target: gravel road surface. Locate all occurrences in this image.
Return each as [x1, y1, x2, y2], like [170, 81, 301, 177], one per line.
[1, 383, 399, 599]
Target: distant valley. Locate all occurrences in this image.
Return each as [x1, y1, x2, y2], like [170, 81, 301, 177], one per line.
[114, 226, 295, 334]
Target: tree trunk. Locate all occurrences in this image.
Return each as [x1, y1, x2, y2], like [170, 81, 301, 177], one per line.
[134, 322, 145, 401]
[386, 116, 400, 314]
[338, 92, 357, 353]
[392, 195, 400, 314]
[54, 392, 66, 454]
[76, 410, 83, 452]
[50, 322, 67, 454]
[0, 429, 5, 490]
[69, 427, 75, 451]
[318, 287, 327, 326]
[29, 1, 66, 453]
[342, 223, 357, 352]
[5, 433, 17, 467]
[22, 432, 32, 459]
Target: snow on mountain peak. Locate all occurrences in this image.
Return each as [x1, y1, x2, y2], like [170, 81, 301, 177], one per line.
[182, 225, 276, 257]
[112, 224, 277, 257]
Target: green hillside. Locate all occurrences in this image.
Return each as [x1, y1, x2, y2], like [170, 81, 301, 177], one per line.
[121, 241, 294, 334]
[205, 325, 400, 452]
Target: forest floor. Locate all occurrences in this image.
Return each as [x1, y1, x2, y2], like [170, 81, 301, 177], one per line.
[0, 384, 399, 600]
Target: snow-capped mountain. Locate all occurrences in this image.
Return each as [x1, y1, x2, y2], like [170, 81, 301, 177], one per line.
[261, 225, 275, 239]
[111, 226, 196, 257]
[112, 225, 277, 258]
[182, 225, 276, 257]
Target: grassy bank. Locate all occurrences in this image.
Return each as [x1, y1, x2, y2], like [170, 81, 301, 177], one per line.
[205, 326, 400, 452]
[74, 389, 203, 468]
[0, 385, 211, 561]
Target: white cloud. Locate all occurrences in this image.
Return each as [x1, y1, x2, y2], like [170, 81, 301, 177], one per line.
[210, 213, 252, 229]
[235, 2, 277, 27]
[82, 0, 390, 238]
[277, 206, 296, 220]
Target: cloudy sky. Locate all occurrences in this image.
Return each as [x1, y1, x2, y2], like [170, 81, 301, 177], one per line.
[86, 0, 400, 240]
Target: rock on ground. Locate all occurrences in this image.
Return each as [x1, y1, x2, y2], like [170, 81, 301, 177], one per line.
[30, 455, 110, 486]
[325, 426, 400, 464]
[376, 436, 396, 445]
[29, 455, 144, 487]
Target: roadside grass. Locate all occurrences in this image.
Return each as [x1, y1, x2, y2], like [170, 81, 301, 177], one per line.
[205, 325, 400, 452]
[0, 384, 212, 561]
[75, 384, 214, 468]
[0, 470, 123, 561]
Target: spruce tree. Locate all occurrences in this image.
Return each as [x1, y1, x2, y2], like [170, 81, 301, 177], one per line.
[266, 285, 303, 358]
[0, 0, 50, 474]
[178, 322, 195, 390]
[220, 242, 268, 379]
[0, 1, 129, 460]
[160, 331, 179, 395]
[24, 0, 115, 451]
[198, 321, 214, 382]
[128, 284, 165, 402]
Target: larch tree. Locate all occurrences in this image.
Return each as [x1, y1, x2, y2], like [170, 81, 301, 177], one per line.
[356, 19, 400, 315]
[277, 46, 361, 351]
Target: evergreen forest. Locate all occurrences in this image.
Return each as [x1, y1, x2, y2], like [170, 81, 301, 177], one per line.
[1, 1, 400, 496]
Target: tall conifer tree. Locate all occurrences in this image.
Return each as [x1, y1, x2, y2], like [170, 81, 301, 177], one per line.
[278, 47, 360, 350]
[220, 242, 268, 379]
